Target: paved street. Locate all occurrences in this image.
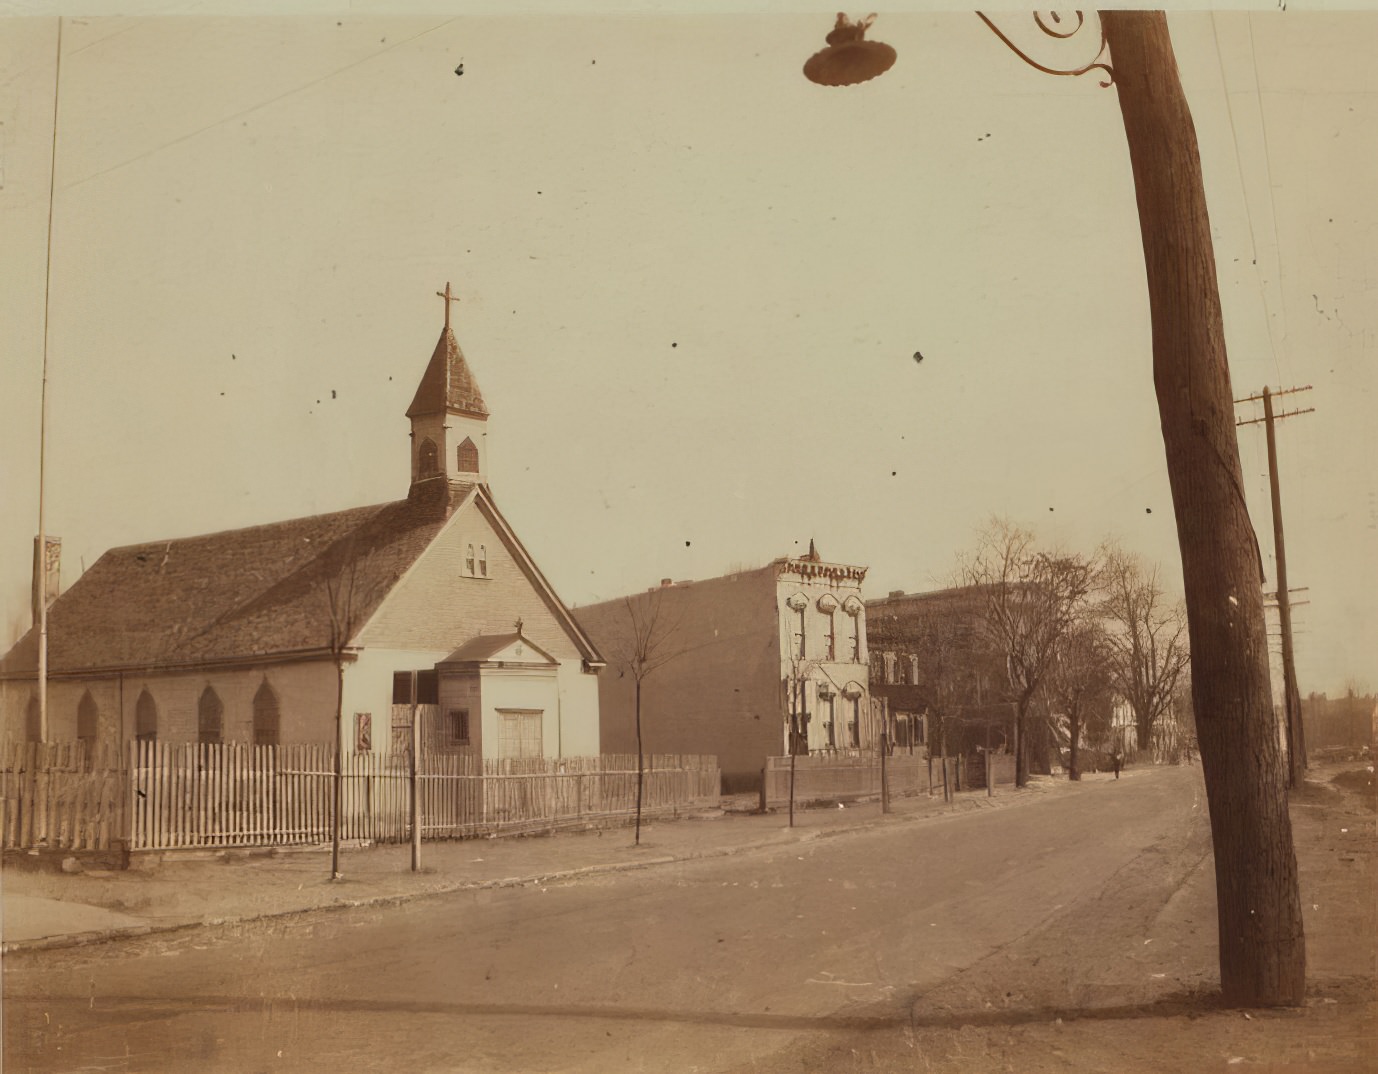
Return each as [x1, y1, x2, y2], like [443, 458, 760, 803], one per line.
[2, 767, 1218, 1073]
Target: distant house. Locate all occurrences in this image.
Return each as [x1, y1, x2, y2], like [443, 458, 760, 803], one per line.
[1, 290, 605, 759]
[1302, 690, 1377, 754]
[574, 544, 872, 793]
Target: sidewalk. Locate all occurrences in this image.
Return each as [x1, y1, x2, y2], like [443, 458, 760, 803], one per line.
[1, 774, 1082, 953]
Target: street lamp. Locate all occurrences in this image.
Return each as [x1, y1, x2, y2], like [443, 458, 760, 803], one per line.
[802, 11, 1113, 89]
[797, 9, 1305, 1009]
[801, 13, 896, 87]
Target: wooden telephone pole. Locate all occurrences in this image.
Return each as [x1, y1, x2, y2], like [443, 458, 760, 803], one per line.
[1237, 385, 1314, 789]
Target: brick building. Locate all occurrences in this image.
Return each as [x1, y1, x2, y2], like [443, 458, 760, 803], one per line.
[866, 585, 1013, 758]
[0, 288, 604, 758]
[574, 544, 872, 792]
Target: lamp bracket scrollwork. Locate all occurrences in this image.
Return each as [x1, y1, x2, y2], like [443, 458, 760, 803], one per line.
[974, 10, 1115, 88]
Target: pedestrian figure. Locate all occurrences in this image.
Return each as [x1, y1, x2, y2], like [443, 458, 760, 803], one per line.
[1112, 752, 1122, 779]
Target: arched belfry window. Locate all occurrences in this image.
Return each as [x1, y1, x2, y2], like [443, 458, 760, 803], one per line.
[253, 681, 281, 747]
[456, 437, 479, 473]
[419, 438, 439, 478]
[77, 691, 99, 744]
[135, 689, 158, 743]
[198, 686, 223, 744]
[25, 696, 41, 742]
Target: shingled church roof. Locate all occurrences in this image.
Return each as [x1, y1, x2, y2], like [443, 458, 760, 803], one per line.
[405, 326, 488, 419]
[0, 481, 475, 676]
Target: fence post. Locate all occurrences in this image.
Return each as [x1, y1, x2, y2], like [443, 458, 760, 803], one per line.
[879, 698, 891, 815]
[410, 712, 421, 872]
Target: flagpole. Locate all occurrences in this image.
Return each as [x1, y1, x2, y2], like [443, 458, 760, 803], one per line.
[37, 16, 63, 743]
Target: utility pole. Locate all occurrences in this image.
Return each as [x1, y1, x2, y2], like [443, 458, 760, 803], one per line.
[37, 17, 64, 744]
[801, 4, 1308, 1010]
[1237, 384, 1314, 789]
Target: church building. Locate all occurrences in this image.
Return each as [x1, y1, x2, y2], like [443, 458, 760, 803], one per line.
[0, 286, 605, 759]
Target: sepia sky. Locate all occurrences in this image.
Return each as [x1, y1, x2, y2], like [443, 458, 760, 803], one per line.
[1, 5, 1374, 696]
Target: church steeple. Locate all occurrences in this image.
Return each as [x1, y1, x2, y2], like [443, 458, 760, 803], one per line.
[408, 282, 489, 491]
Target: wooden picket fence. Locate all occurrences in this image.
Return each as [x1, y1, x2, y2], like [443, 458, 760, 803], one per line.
[0, 740, 127, 852]
[2, 741, 721, 853]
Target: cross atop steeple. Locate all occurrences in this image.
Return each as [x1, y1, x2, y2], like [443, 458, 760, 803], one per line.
[436, 281, 460, 330]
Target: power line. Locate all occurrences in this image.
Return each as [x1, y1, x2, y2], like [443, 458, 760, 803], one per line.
[65, 18, 458, 192]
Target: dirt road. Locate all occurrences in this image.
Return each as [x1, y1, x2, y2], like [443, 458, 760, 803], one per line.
[4, 765, 1372, 1072]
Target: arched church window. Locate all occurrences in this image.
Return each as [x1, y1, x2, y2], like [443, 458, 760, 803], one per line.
[135, 689, 158, 742]
[253, 682, 281, 747]
[478, 544, 488, 578]
[198, 686, 224, 744]
[465, 544, 476, 576]
[419, 438, 439, 477]
[77, 691, 99, 744]
[456, 437, 479, 473]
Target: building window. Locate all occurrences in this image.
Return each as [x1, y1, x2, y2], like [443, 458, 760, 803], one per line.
[848, 698, 861, 747]
[456, 437, 479, 473]
[463, 542, 489, 579]
[793, 606, 806, 659]
[25, 696, 40, 742]
[824, 611, 836, 660]
[198, 686, 223, 744]
[789, 691, 810, 756]
[419, 438, 439, 477]
[431, 708, 470, 749]
[498, 710, 543, 759]
[135, 689, 158, 743]
[823, 694, 836, 747]
[883, 652, 896, 684]
[253, 681, 281, 747]
[392, 671, 438, 705]
[843, 598, 863, 661]
[77, 691, 98, 744]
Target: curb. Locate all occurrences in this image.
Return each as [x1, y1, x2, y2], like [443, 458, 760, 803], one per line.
[1, 786, 1044, 955]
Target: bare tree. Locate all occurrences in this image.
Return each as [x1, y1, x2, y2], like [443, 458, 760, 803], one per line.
[607, 588, 684, 846]
[782, 651, 820, 826]
[322, 535, 369, 881]
[962, 519, 1097, 788]
[1048, 622, 1116, 782]
[1098, 545, 1191, 758]
[1161, 674, 1198, 765]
